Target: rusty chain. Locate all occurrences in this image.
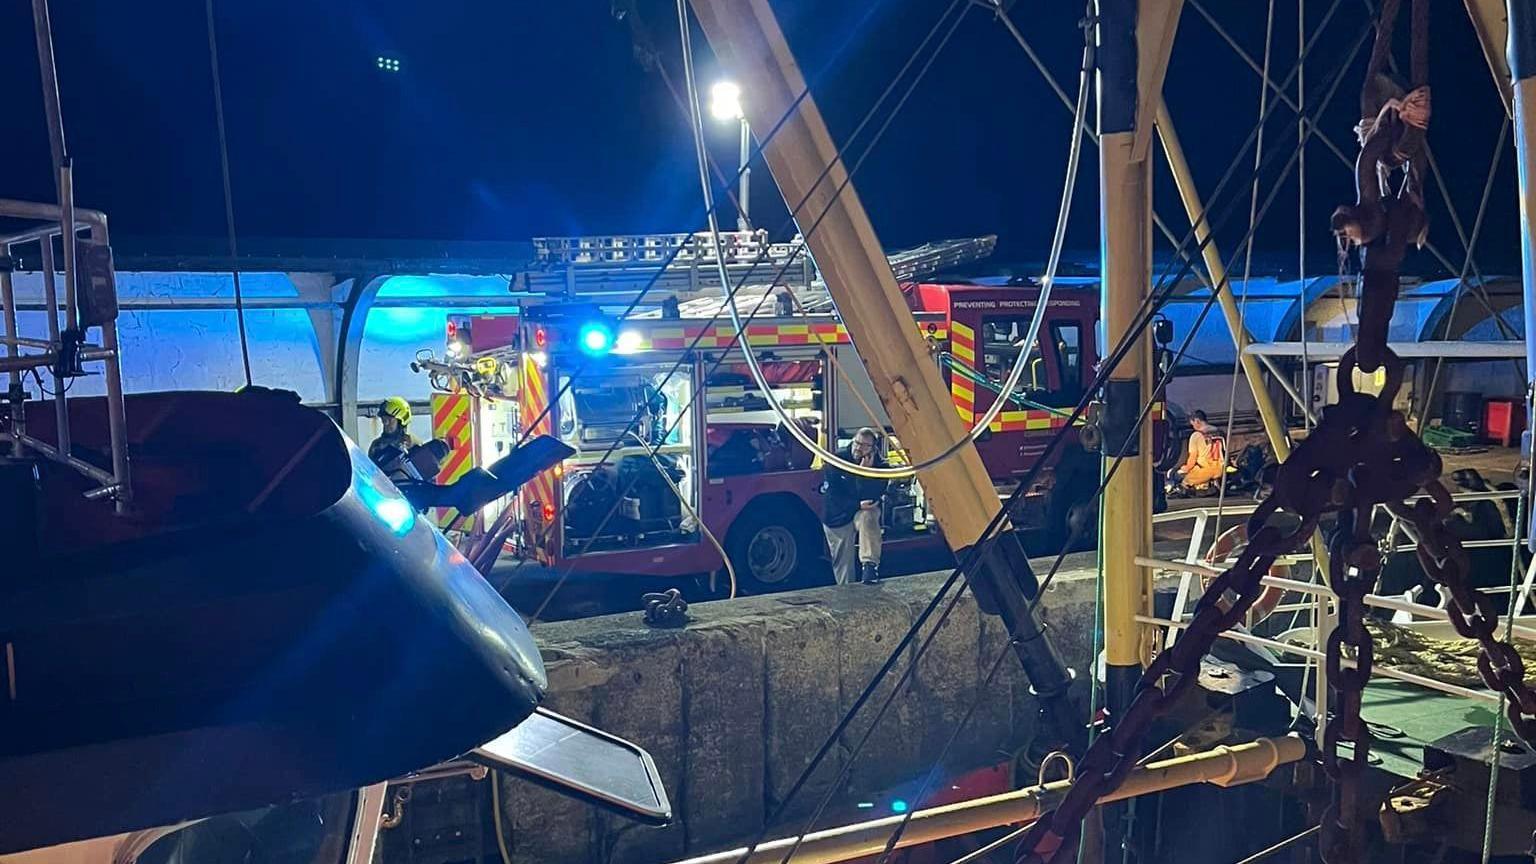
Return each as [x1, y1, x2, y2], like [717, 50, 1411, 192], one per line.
[1392, 494, 1536, 743]
[1013, 0, 1536, 860]
[1010, 525, 1311, 863]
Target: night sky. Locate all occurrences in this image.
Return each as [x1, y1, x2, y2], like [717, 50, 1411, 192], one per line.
[0, 1, 1519, 274]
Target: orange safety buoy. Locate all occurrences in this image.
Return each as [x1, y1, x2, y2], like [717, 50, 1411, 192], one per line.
[1201, 522, 1291, 628]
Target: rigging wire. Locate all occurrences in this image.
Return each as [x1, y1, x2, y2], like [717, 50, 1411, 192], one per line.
[792, 21, 1437, 854]
[203, 0, 252, 390]
[1210, 0, 1275, 557]
[507, 0, 964, 459]
[987, 0, 1297, 281]
[516, 0, 977, 619]
[1483, 491, 1528, 864]
[544, 12, 1359, 861]
[842, 24, 1373, 863]
[1230, 825, 1320, 864]
[679, 0, 1088, 480]
[755, 53, 1359, 855]
[500, 0, 889, 458]
[1299, 0, 1312, 432]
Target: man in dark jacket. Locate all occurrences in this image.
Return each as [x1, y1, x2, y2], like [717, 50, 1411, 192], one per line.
[822, 427, 888, 585]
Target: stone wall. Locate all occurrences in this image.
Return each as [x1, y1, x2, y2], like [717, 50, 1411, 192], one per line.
[387, 569, 1099, 864]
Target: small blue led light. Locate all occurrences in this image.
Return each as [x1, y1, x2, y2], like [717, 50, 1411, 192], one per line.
[890, 799, 909, 814]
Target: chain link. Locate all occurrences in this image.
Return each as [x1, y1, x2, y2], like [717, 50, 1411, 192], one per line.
[1392, 496, 1536, 742]
[1318, 503, 1383, 864]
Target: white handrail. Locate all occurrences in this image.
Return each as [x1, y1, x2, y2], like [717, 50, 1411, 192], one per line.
[1136, 615, 1501, 703]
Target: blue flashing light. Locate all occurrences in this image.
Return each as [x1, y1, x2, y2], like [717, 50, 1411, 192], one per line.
[358, 477, 416, 536]
[890, 799, 910, 814]
[372, 495, 416, 536]
[578, 320, 615, 356]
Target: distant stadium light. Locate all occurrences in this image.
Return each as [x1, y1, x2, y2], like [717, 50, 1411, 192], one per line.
[709, 81, 743, 121]
[377, 56, 401, 73]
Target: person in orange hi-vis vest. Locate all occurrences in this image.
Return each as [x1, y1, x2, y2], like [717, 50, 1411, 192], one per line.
[1173, 410, 1226, 490]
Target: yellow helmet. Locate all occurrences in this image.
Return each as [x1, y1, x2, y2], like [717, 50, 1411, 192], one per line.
[380, 396, 412, 425]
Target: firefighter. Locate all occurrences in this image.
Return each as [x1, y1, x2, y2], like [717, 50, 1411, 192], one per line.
[369, 396, 416, 468]
[822, 427, 888, 586]
[1171, 410, 1225, 492]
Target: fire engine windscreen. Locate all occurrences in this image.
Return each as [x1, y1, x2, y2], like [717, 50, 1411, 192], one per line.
[557, 369, 697, 553]
[980, 318, 1085, 408]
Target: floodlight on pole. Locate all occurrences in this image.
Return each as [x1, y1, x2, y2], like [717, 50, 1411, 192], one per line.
[708, 81, 751, 231]
[709, 81, 743, 121]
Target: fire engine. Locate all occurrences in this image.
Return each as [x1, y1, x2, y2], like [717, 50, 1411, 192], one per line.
[417, 233, 1174, 592]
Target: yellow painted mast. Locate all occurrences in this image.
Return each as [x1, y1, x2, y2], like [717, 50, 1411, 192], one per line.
[687, 0, 1077, 751]
[1096, 0, 1182, 725]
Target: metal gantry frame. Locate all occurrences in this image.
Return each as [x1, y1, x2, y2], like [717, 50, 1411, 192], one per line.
[1, 230, 999, 445]
[3, 0, 131, 511]
[0, 200, 131, 510]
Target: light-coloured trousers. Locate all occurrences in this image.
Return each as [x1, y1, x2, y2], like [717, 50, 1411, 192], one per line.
[825, 507, 882, 585]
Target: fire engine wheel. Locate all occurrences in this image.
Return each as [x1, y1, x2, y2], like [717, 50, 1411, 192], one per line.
[1200, 522, 1290, 628]
[1045, 448, 1101, 554]
[725, 502, 824, 594]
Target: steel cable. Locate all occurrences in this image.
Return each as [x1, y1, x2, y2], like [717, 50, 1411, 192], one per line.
[1416, 118, 1511, 433]
[507, 0, 980, 615]
[680, 0, 1087, 480]
[500, 0, 898, 459]
[744, 21, 1371, 857]
[1210, 0, 1276, 555]
[203, 0, 252, 389]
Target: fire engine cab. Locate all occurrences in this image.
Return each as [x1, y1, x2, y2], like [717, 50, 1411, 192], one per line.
[415, 234, 1172, 592]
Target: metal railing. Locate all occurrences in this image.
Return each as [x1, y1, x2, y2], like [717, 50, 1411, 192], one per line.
[1138, 488, 1532, 741]
[1, 196, 131, 511]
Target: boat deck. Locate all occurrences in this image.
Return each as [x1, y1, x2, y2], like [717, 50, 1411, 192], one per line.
[1363, 680, 1502, 778]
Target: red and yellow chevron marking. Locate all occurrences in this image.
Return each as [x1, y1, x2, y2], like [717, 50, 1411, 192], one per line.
[431, 393, 476, 531]
[950, 321, 976, 365]
[952, 379, 976, 423]
[987, 409, 1081, 433]
[520, 354, 559, 562]
[433, 393, 474, 481]
[950, 321, 976, 423]
[635, 320, 947, 351]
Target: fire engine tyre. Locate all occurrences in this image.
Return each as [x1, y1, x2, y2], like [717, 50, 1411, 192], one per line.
[725, 499, 827, 594]
[1045, 447, 1101, 554]
[1155, 403, 1190, 474]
